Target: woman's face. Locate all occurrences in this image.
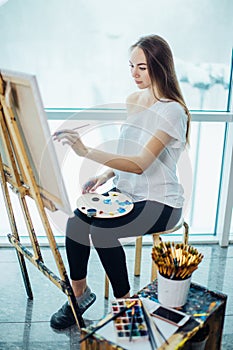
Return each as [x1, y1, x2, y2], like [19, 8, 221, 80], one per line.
[129, 47, 152, 89]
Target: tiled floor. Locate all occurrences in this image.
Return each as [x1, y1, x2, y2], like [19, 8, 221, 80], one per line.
[0, 243, 232, 349]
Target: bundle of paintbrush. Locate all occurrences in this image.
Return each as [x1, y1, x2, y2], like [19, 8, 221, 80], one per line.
[152, 242, 204, 280]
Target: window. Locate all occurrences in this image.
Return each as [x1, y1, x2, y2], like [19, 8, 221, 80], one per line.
[0, 0, 232, 110]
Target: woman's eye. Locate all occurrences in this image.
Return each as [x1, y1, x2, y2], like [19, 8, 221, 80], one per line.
[139, 67, 146, 71]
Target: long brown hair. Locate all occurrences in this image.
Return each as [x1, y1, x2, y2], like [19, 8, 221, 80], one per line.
[131, 35, 191, 144]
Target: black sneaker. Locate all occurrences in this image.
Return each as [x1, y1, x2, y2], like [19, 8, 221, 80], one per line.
[50, 291, 96, 330]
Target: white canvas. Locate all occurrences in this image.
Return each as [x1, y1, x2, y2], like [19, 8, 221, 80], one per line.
[0, 69, 72, 215]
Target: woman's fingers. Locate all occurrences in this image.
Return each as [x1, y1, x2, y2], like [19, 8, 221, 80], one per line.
[82, 179, 97, 194]
[53, 130, 80, 142]
[54, 132, 79, 144]
[53, 129, 88, 157]
[82, 175, 107, 193]
[91, 181, 100, 192]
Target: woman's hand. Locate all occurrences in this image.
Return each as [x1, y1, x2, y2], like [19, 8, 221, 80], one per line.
[53, 129, 88, 157]
[82, 174, 108, 194]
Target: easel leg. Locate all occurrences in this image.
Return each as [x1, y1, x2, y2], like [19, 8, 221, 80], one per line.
[0, 154, 33, 299]
[8, 233, 86, 328]
[16, 250, 33, 300]
[68, 290, 86, 328]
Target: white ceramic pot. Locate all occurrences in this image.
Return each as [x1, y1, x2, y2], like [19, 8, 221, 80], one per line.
[157, 271, 191, 307]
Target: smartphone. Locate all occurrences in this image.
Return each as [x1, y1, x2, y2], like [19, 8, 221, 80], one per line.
[151, 304, 190, 327]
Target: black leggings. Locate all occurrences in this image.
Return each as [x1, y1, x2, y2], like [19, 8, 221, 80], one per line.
[66, 198, 182, 298]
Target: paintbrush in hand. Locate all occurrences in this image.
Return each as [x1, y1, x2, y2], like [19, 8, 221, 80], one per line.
[54, 123, 90, 136]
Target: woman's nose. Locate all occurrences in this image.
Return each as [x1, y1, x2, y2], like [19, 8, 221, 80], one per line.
[132, 67, 139, 78]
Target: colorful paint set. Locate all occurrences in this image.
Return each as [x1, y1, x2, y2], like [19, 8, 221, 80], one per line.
[111, 299, 149, 341]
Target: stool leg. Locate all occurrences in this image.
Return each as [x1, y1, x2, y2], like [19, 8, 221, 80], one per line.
[151, 260, 158, 282]
[105, 274, 109, 299]
[183, 221, 189, 245]
[134, 236, 142, 276]
[151, 235, 161, 282]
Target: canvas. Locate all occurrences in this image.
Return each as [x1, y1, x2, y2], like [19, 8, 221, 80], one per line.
[0, 69, 72, 215]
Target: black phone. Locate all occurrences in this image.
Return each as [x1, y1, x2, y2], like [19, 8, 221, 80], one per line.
[151, 305, 190, 327]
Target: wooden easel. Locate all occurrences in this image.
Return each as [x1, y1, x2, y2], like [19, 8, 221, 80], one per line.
[0, 74, 85, 329]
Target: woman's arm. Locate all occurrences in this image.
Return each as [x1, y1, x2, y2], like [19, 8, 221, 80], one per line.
[53, 129, 172, 174]
[85, 130, 172, 174]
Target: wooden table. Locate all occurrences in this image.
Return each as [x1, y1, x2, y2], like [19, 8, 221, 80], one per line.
[80, 280, 227, 350]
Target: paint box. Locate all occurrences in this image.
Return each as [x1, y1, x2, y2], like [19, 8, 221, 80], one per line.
[111, 299, 148, 341]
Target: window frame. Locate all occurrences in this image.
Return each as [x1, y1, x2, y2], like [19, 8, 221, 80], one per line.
[46, 108, 233, 246]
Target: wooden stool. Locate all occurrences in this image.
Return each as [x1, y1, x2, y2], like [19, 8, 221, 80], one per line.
[104, 219, 189, 299]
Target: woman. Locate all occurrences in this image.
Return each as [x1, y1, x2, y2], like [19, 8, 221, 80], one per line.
[50, 34, 191, 329]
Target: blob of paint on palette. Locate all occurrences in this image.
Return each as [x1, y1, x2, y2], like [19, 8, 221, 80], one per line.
[86, 208, 97, 217]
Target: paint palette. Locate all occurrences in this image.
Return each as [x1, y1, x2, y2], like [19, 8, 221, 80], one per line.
[76, 191, 134, 218]
[111, 299, 149, 342]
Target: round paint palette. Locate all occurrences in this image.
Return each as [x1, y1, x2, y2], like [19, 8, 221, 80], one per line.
[76, 191, 134, 218]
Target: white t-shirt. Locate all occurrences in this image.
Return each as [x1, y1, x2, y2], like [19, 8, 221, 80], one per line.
[113, 100, 187, 208]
